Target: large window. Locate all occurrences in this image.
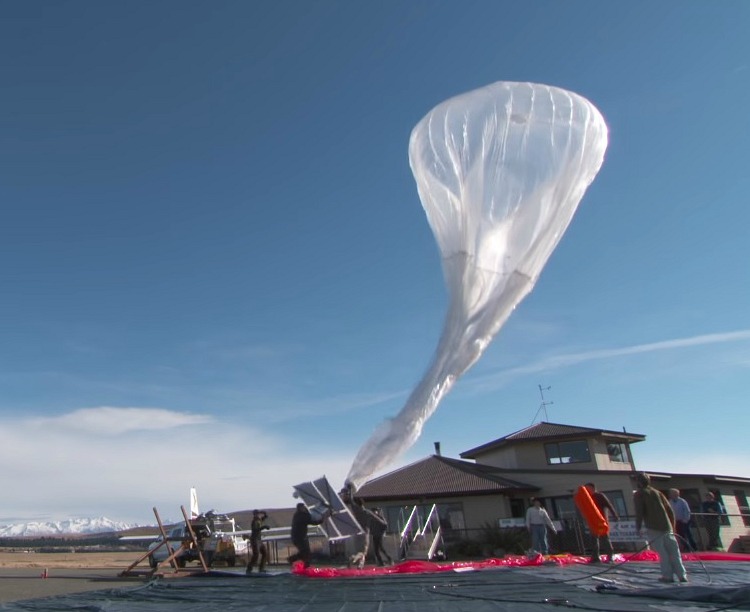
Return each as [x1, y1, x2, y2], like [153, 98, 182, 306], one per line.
[606, 442, 628, 463]
[545, 440, 591, 464]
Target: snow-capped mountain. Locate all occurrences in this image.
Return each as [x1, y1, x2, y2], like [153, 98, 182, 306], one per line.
[0, 517, 137, 537]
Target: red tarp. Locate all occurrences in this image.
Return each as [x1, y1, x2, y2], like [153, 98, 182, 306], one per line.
[292, 551, 750, 578]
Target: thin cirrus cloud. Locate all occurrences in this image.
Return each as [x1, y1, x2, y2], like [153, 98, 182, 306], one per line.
[469, 329, 750, 393]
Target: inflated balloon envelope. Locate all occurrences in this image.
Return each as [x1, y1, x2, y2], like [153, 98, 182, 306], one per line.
[347, 81, 608, 488]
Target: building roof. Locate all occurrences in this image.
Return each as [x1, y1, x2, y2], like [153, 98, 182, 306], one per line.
[356, 455, 538, 500]
[460, 421, 646, 459]
[644, 472, 750, 486]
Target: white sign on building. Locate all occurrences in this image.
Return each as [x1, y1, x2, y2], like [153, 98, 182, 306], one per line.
[609, 520, 648, 545]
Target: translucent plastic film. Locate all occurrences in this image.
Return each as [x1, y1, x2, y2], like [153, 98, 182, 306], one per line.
[347, 82, 608, 488]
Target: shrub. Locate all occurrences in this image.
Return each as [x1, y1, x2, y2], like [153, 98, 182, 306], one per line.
[479, 523, 529, 556]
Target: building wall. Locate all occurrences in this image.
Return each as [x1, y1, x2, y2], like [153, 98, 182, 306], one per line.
[475, 446, 519, 468]
[651, 477, 750, 552]
[717, 495, 750, 552]
[475, 442, 552, 469]
[375, 478, 750, 553]
[460, 495, 508, 529]
[498, 471, 636, 516]
[380, 494, 508, 534]
[369, 430, 750, 553]
[476, 437, 637, 472]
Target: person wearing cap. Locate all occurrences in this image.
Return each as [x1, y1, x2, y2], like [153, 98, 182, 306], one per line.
[288, 503, 331, 568]
[245, 509, 270, 574]
[633, 472, 687, 583]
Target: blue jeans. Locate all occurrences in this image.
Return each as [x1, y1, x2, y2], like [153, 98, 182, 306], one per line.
[529, 525, 549, 554]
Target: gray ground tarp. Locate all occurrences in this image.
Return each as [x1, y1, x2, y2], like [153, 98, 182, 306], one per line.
[3, 561, 749, 611]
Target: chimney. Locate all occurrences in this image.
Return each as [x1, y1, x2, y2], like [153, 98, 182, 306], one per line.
[434, 441, 441, 456]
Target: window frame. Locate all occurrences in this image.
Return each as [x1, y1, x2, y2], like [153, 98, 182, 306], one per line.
[544, 439, 592, 465]
[606, 442, 628, 463]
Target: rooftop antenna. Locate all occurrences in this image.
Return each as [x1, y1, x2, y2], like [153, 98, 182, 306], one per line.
[531, 384, 553, 425]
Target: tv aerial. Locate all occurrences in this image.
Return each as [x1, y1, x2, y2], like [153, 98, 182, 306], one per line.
[531, 384, 553, 425]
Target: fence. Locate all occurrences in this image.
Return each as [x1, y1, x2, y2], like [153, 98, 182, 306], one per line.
[438, 512, 749, 557]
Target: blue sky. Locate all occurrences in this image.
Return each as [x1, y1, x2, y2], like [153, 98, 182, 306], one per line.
[1, 1, 748, 525]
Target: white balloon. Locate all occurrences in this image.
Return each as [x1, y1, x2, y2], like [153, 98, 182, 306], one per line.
[347, 82, 608, 488]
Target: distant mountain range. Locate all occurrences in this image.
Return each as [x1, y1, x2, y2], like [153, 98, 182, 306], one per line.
[0, 507, 292, 539]
[0, 517, 139, 537]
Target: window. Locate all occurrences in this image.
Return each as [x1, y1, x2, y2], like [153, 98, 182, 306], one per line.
[604, 490, 627, 518]
[708, 489, 730, 527]
[509, 498, 526, 519]
[681, 488, 702, 513]
[606, 442, 628, 463]
[544, 440, 591, 464]
[550, 495, 575, 521]
[437, 503, 465, 530]
[734, 490, 750, 527]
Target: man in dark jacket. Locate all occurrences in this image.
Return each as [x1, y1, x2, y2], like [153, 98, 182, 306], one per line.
[634, 472, 687, 583]
[701, 492, 724, 550]
[245, 509, 270, 574]
[288, 503, 330, 568]
[369, 507, 393, 566]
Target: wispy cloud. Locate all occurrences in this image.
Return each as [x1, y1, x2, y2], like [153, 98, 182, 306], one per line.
[28, 407, 213, 435]
[469, 329, 750, 392]
[267, 330, 750, 421]
[0, 406, 353, 523]
[259, 389, 408, 422]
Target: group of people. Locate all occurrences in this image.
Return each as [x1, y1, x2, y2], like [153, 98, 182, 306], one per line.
[244, 503, 337, 572]
[246, 494, 395, 573]
[525, 473, 725, 584]
[525, 482, 619, 561]
[244, 503, 336, 573]
[255, 475, 726, 579]
[342, 487, 394, 568]
[286, 494, 394, 570]
[668, 488, 724, 552]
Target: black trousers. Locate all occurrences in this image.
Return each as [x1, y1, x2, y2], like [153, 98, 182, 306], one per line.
[247, 540, 268, 571]
[289, 539, 312, 567]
